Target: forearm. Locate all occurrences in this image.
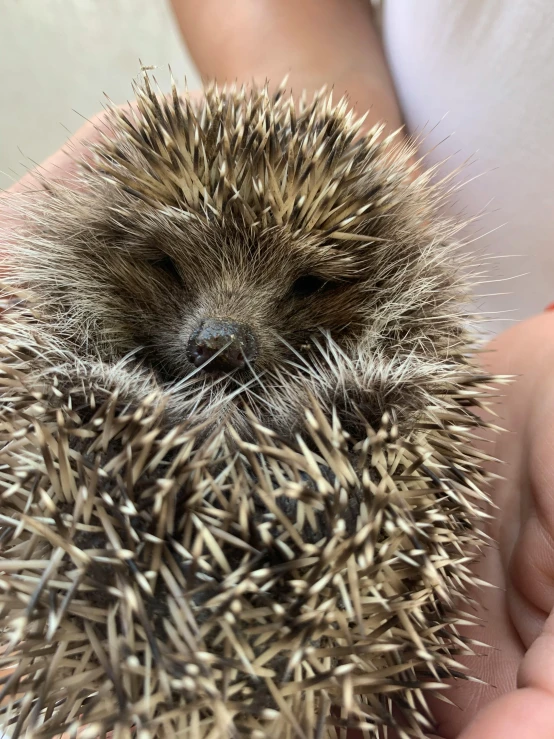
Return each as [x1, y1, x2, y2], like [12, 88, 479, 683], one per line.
[169, 0, 404, 133]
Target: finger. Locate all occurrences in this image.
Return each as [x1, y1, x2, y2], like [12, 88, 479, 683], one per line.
[518, 605, 554, 695]
[456, 687, 554, 739]
[478, 313, 554, 650]
[506, 359, 554, 647]
[170, 0, 405, 132]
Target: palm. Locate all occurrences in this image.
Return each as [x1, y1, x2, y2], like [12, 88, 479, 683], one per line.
[430, 313, 554, 738]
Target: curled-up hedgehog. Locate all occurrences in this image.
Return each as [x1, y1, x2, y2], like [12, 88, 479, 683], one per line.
[0, 75, 504, 738]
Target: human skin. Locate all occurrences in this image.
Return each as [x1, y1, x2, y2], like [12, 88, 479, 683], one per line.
[1, 3, 553, 736]
[446, 313, 554, 739]
[170, 0, 404, 135]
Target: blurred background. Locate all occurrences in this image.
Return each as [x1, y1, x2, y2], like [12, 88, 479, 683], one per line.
[0, 0, 199, 191]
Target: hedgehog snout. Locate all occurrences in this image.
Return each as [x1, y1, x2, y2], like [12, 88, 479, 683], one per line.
[186, 319, 258, 372]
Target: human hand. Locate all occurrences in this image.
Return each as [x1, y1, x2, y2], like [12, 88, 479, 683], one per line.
[424, 312, 554, 739]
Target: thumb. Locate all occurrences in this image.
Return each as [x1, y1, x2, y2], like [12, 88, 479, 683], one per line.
[457, 607, 554, 738]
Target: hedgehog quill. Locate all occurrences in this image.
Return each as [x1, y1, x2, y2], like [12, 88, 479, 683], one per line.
[0, 75, 505, 738]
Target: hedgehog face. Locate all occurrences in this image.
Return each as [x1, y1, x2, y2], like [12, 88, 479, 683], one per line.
[90, 216, 375, 378]
[8, 82, 473, 435]
[47, 211, 389, 433]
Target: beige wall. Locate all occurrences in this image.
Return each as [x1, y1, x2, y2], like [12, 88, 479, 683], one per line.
[0, 0, 200, 191]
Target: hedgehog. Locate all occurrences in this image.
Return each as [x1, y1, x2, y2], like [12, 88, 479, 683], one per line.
[0, 75, 504, 738]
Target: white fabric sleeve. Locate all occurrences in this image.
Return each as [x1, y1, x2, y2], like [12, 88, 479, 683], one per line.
[382, 0, 554, 335]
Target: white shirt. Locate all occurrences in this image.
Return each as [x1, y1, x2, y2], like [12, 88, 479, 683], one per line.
[382, 0, 554, 335]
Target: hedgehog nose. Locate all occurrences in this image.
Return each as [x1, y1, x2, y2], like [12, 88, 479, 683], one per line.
[186, 319, 257, 373]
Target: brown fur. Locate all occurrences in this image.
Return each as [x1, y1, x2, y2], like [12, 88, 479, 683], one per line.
[3, 76, 475, 437]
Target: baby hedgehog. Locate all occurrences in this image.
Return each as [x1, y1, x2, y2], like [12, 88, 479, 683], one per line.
[0, 75, 502, 738]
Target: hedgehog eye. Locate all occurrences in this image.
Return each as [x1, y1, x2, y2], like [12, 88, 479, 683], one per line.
[291, 275, 333, 298]
[151, 255, 182, 283]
